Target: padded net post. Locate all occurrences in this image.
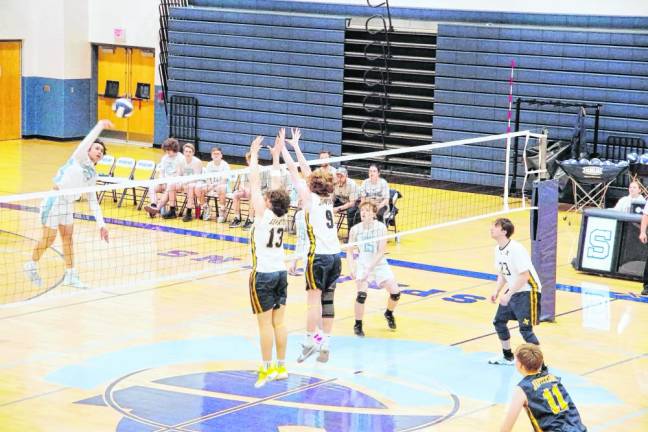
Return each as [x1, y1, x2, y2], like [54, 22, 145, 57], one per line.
[530, 179, 558, 322]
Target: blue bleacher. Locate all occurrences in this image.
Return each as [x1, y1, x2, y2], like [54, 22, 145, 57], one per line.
[166, 5, 345, 157]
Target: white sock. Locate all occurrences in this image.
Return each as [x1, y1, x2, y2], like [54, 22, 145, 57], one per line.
[321, 333, 331, 348]
[277, 359, 285, 367]
[26, 260, 37, 269]
[305, 332, 314, 346]
[263, 361, 272, 370]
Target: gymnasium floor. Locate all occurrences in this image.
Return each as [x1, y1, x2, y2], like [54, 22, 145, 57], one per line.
[0, 138, 646, 431]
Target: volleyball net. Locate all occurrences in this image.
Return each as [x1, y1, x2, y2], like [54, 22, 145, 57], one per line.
[0, 130, 546, 305]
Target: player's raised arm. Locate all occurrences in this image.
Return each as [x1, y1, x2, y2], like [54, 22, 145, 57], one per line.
[248, 136, 266, 216]
[280, 136, 309, 206]
[72, 120, 112, 162]
[287, 128, 311, 177]
[269, 129, 285, 191]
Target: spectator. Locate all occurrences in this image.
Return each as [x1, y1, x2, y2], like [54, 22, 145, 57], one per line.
[360, 164, 389, 222]
[333, 167, 360, 230]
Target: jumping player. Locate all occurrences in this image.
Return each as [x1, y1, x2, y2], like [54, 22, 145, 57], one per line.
[24, 120, 112, 289]
[247, 135, 292, 388]
[280, 128, 341, 363]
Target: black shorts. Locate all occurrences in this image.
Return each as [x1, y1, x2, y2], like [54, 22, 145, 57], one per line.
[306, 253, 342, 291]
[249, 270, 287, 314]
[494, 291, 542, 327]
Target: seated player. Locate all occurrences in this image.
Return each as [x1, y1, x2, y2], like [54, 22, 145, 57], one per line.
[176, 142, 204, 222]
[229, 152, 253, 229]
[500, 343, 587, 432]
[347, 202, 400, 336]
[613, 180, 645, 212]
[359, 164, 390, 222]
[333, 167, 360, 232]
[195, 146, 230, 222]
[143, 137, 180, 218]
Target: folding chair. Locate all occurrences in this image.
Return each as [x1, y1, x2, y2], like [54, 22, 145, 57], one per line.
[116, 159, 156, 209]
[95, 155, 115, 203]
[100, 157, 136, 206]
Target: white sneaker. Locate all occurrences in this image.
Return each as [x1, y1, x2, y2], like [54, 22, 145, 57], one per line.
[63, 270, 88, 289]
[23, 262, 42, 287]
[488, 356, 514, 366]
[297, 343, 318, 363]
[217, 215, 225, 223]
[202, 205, 211, 221]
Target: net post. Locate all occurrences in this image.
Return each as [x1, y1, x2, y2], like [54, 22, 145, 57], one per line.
[530, 179, 558, 322]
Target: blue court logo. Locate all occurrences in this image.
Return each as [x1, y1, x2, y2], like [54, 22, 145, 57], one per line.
[76, 368, 456, 432]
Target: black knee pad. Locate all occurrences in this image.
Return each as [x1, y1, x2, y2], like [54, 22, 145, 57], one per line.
[390, 292, 401, 301]
[356, 292, 367, 304]
[322, 288, 335, 318]
[493, 319, 511, 341]
[519, 326, 539, 345]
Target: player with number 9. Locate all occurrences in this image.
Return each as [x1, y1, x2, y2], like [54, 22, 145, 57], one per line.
[280, 128, 341, 364]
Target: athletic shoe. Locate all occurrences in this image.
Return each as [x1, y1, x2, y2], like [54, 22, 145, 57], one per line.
[202, 205, 211, 221]
[488, 356, 514, 366]
[317, 345, 330, 363]
[229, 217, 242, 228]
[384, 311, 397, 330]
[297, 343, 318, 363]
[143, 203, 159, 218]
[242, 219, 254, 230]
[182, 209, 193, 222]
[23, 262, 42, 287]
[354, 322, 365, 337]
[63, 270, 88, 289]
[162, 208, 177, 219]
[217, 215, 225, 223]
[642, 287, 648, 296]
[274, 364, 288, 380]
[254, 366, 277, 388]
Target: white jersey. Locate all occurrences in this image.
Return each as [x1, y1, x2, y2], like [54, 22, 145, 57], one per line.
[251, 209, 287, 273]
[494, 240, 542, 293]
[305, 193, 341, 255]
[47, 122, 105, 227]
[204, 160, 230, 184]
[351, 220, 388, 265]
[177, 156, 203, 177]
[159, 153, 180, 178]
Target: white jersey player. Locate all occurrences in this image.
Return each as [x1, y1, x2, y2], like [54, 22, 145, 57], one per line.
[24, 120, 113, 289]
[347, 202, 400, 337]
[489, 218, 543, 366]
[247, 134, 292, 389]
[280, 127, 341, 364]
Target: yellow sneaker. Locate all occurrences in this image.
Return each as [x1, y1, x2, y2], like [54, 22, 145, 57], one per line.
[254, 366, 276, 388]
[274, 364, 288, 380]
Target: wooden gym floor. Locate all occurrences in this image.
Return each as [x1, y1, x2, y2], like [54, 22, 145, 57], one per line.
[0, 138, 646, 432]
